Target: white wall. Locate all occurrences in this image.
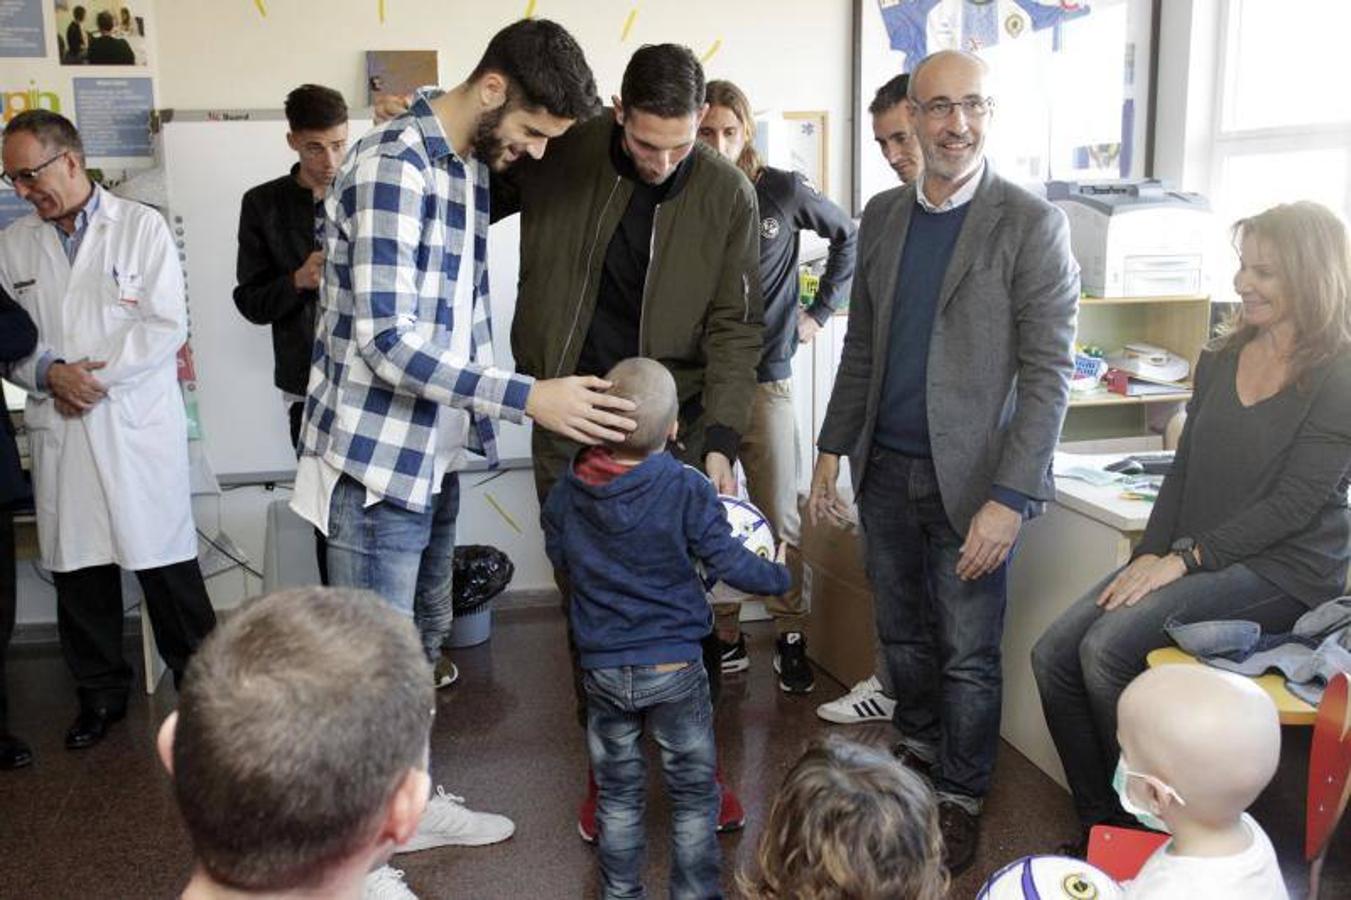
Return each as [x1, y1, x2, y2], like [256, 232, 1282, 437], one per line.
[154, 0, 854, 210]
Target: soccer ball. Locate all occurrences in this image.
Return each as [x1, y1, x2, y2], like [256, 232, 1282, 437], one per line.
[721, 495, 775, 559]
[702, 496, 776, 603]
[977, 856, 1123, 900]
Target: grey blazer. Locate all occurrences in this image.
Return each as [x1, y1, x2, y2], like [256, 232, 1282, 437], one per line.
[817, 166, 1079, 536]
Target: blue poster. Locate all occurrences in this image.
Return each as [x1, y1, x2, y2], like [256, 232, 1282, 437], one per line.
[0, 0, 44, 57]
[73, 77, 154, 157]
[0, 191, 31, 229]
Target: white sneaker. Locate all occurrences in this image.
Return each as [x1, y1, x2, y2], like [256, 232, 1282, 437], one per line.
[396, 785, 516, 852]
[364, 865, 417, 900]
[815, 675, 896, 724]
[433, 656, 459, 690]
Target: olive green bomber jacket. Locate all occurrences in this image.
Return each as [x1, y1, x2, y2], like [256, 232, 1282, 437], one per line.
[494, 113, 764, 462]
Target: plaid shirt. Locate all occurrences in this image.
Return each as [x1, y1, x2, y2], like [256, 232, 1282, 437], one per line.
[300, 96, 533, 512]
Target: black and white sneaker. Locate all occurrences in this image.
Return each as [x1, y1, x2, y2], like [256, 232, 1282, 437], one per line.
[720, 633, 750, 673]
[773, 632, 815, 693]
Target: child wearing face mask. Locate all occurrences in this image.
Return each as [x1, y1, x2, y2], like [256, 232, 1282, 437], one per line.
[1113, 665, 1289, 899]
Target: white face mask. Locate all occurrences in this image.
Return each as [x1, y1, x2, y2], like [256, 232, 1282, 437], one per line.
[1112, 755, 1185, 833]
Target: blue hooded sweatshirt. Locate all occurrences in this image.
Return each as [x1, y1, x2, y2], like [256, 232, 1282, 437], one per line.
[542, 450, 791, 670]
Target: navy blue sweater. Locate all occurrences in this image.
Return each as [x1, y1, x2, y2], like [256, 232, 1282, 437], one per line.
[542, 450, 791, 670]
[873, 203, 970, 456]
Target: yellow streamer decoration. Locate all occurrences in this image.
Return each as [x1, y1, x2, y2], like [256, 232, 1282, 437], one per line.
[621, 7, 638, 41]
[378, 0, 386, 23]
[252, 0, 266, 17]
[484, 492, 523, 535]
[523, 0, 537, 18]
[700, 38, 723, 64]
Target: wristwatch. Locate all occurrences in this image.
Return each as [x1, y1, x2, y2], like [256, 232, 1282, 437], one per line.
[1170, 537, 1202, 575]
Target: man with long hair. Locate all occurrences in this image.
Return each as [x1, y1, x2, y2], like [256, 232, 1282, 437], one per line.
[697, 79, 857, 694]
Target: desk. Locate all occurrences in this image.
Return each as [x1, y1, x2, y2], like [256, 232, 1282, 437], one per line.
[1000, 447, 1158, 789]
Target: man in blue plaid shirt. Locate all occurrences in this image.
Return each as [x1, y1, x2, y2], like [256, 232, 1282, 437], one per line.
[291, 20, 635, 875]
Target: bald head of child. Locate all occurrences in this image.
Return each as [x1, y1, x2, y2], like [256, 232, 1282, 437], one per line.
[1117, 665, 1280, 834]
[604, 358, 678, 461]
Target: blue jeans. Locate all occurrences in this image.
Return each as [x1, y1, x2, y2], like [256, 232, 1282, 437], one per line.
[326, 472, 459, 662]
[1030, 561, 1304, 826]
[584, 662, 720, 900]
[857, 448, 1009, 803]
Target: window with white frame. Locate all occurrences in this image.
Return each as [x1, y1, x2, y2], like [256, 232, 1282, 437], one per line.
[1208, 0, 1351, 232]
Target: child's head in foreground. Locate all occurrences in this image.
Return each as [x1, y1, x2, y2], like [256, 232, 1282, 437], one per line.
[741, 734, 948, 900]
[1115, 664, 1280, 834]
[158, 587, 435, 894]
[604, 357, 678, 461]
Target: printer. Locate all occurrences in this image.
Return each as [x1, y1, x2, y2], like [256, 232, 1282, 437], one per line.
[1048, 180, 1211, 298]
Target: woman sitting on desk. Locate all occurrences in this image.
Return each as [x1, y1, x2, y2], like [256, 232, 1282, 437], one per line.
[1031, 200, 1351, 850]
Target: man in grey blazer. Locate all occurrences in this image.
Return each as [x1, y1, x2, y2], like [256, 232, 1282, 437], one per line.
[809, 50, 1078, 873]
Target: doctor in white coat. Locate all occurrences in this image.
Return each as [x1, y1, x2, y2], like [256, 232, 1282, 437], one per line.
[0, 111, 215, 750]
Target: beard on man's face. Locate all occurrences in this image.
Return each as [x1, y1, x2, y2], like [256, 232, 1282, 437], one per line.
[471, 105, 508, 168]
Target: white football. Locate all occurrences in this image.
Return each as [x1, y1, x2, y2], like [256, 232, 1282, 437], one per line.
[977, 856, 1122, 900]
[703, 496, 776, 603]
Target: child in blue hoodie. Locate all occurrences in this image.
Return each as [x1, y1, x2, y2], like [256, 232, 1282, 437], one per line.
[542, 357, 790, 900]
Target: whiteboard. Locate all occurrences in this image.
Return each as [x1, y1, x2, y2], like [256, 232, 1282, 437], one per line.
[160, 110, 530, 483]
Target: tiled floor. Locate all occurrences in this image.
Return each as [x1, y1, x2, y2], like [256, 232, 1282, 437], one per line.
[1, 601, 1346, 898]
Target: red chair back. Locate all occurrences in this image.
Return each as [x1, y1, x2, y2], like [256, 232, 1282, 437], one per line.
[1086, 825, 1169, 881]
[1307, 670, 1351, 862]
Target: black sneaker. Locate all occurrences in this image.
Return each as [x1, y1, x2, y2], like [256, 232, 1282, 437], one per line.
[720, 633, 750, 673]
[773, 632, 815, 693]
[938, 801, 980, 875]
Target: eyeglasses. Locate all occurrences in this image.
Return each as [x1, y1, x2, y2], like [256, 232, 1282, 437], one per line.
[1, 151, 67, 188]
[911, 97, 995, 120]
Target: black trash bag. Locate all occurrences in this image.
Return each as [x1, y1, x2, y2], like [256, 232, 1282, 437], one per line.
[452, 545, 514, 615]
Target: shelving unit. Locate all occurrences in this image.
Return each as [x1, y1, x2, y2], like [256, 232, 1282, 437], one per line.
[1063, 294, 1211, 441]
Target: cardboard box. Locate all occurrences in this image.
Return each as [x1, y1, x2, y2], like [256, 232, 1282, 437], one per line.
[798, 492, 876, 687]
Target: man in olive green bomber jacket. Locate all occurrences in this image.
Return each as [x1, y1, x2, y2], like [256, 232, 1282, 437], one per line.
[493, 43, 764, 841]
[495, 46, 763, 504]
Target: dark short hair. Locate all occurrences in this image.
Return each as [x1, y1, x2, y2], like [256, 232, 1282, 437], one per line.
[868, 73, 910, 115]
[171, 587, 434, 892]
[469, 18, 599, 121]
[95, 9, 114, 31]
[73, 5, 85, 19]
[621, 44, 705, 118]
[284, 84, 349, 133]
[3, 110, 85, 165]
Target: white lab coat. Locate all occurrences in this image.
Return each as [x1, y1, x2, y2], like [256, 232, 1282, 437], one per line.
[0, 186, 196, 573]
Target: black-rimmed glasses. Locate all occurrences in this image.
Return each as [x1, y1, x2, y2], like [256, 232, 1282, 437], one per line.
[912, 97, 995, 120]
[1, 151, 67, 188]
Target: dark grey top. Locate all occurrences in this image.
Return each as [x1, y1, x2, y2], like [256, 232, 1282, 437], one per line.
[1137, 345, 1351, 606]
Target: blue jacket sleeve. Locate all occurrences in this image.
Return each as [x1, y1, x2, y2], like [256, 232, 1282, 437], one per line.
[686, 474, 791, 596]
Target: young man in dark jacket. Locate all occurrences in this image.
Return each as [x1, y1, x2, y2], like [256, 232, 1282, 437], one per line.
[234, 84, 347, 586]
[542, 358, 788, 898]
[234, 83, 348, 451]
[494, 42, 763, 839]
[0, 287, 36, 770]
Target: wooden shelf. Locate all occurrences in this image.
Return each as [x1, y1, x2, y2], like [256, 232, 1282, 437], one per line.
[1069, 389, 1192, 408]
[1079, 294, 1209, 306]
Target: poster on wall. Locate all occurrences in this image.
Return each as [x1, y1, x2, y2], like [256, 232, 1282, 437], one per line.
[853, 0, 1155, 214]
[366, 50, 438, 107]
[73, 76, 152, 158]
[55, 0, 149, 65]
[0, 0, 46, 57]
